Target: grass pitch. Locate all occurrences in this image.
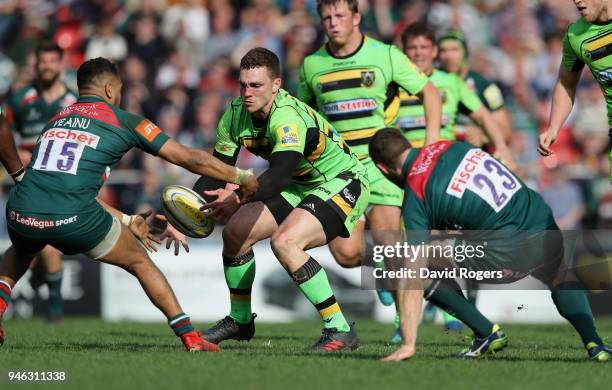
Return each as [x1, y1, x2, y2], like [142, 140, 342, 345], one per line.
[1, 318, 610, 389]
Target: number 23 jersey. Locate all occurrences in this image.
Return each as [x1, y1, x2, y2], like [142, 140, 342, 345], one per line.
[400, 141, 553, 238]
[9, 96, 169, 214]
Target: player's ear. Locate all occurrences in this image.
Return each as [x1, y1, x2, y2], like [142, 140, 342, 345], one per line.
[272, 78, 281, 94]
[353, 11, 361, 27]
[376, 163, 390, 175]
[104, 82, 113, 100]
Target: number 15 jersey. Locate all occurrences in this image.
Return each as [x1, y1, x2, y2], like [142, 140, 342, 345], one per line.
[400, 141, 553, 241]
[9, 96, 169, 214]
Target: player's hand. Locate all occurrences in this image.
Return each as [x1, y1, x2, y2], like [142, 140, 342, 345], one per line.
[382, 344, 416, 361]
[129, 209, 162, 252]
[201, 188, 240, 224]
[155, 214, 190, 256]
[493, 146, 518, 172]
[538, 129, 557, 156]
[237, 174, 258, 203]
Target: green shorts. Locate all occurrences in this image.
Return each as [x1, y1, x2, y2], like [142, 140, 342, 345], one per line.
[266, 171, 370, 240]
[364, 159, 403, 207]
[6, 204, 117, 258]
[454, 227, 564, 284]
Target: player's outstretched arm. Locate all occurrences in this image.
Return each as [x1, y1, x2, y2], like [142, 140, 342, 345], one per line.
[158, 139, 258, 202]
[469, 107, 517, 171]
[0, 110, 25, 183]
[538, 64, 582, 156]
[418, 81, 442, 145]
[96, 198, 161, 252]
[382, 253, 428, 361]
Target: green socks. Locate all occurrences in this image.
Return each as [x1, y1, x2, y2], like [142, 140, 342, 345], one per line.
[168, 313, 194, 336]
[291, 257, 350, 332]
[551, 282, 603, 346]
[45, 271, 63, 319]
[425, 279, 493, 338]
[223, 250, 256, 324]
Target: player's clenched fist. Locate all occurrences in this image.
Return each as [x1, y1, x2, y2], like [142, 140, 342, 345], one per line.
[538, 129, 557, 157]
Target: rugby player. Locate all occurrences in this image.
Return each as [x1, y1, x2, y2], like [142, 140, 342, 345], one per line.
[3, 42, 79, 322]
[192, 48, 370, 351]
[393, 22, 516, 336]
[538, 0, 612, 184]
[368, 128, 611, 362]
[0, 57, 258, 352]
[437, 31, 513, 149]
[298, 0, 442, 279]
[0, 107, 23, 183]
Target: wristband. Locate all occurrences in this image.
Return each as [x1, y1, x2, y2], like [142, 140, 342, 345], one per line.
[9, 167, 25, 183]
[121, 214, 134, 226]
[233, 167, 254, 185]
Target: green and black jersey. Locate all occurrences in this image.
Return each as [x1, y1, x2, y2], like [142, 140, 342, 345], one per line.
[395, 69, 482, 147]
[5, 83, 78, 149]
[563, 17, 612, 125]
[455, 70, 504, 136]
[298, 35, 428, 162]
[215, 89, 366, 187]
[9, 96, 169, 214]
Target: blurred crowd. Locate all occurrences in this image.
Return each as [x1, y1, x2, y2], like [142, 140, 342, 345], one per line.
[0, 0, 611, 230]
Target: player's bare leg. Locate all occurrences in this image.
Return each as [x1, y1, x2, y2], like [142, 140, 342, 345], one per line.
[328, 220, 365, 268]
[100, 223, 218, 352]
[202, 202, 278, 344]
[0, 245, 42, 346]
[34, 246, 63, 323]
[271, 209, 358, 351]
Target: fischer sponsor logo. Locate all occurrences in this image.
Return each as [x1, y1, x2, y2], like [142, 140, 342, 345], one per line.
[409, 142, 450, 176]
[40, 128, 100, 148]
[8, 210, 78, 230]
[446, 148, 487, 197]
[323, 98, 377, 116]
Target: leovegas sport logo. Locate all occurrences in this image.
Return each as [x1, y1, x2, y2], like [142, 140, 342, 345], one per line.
[136, 119, 162, 142]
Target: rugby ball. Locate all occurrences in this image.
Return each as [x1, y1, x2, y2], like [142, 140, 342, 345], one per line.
[161, 185, 215, 238]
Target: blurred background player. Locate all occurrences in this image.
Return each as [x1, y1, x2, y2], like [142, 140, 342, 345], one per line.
[539, 0, 612, 185]
[391, 22, 515, 339]
[437, 30, 513, 149]
[298, 0, 441, 330]
[0, 57, 258, 351]
[3, 41, 77, 323]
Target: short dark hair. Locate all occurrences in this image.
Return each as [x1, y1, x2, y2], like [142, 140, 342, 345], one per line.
[35, 41, 63, 59]
[77, 57, 119, 90]
[316, 0, 358, 17]
[369, 128, 411, 168]
[401, 22, 436, 49]
[240, 48, 281, 79]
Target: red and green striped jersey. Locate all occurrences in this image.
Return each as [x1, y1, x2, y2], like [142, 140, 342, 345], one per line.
[4, 83, 78, 149]
[562, 17, 612, 125]
[401, 141, 553, 243]
[9, 96, 169, 213]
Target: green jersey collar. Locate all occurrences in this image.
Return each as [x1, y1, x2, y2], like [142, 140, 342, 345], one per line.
[325, 34, 366, 60]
